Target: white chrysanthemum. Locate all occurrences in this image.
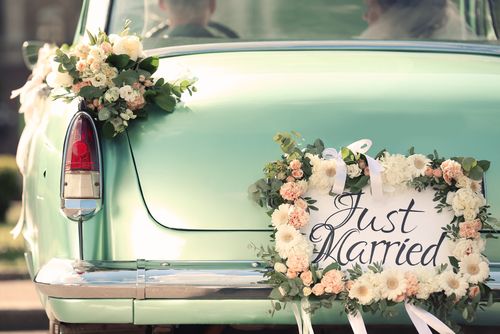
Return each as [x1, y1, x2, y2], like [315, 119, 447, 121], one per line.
[415, 268, 440, 299]
[379, 269, 408, 301]
[113, 35, 144, 61]
[347, 164, 362, 178]
[439, 271, 468, 298]
[450, 238, 485, 260]
[379, 152, 413, 188]
[275, 225, 303, 259]
[459, 254, 489, 284]
[407, 154, 431, 177]
[308, 158, 337, 193]
[451, 188, 486, 218]
[348, 271, 381, 304]
[349, 277, 375, 305]
[271, 204, 291, 227]
[104, 87, 120, 103]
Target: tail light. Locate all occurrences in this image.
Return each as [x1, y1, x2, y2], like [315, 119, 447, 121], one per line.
[61, 112, 102, 220]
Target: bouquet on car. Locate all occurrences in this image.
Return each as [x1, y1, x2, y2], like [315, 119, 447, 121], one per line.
[46, 21, 196, 138]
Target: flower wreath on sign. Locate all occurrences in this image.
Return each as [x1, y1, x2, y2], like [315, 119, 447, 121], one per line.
[11, 20, 197, 139]
[249, 132, 498, 334]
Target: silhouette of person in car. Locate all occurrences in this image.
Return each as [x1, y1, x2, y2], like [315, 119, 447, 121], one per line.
[159, 0, 218, 38]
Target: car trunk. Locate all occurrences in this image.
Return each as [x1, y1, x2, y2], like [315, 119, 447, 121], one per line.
[127, 49, 500, 231]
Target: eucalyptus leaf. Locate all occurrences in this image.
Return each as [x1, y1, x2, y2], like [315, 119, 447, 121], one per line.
[79, 86, 105, 99]
[468, 165, 484, 181]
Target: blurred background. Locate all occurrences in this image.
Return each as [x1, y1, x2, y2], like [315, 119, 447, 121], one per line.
[0, 0, 82, 277]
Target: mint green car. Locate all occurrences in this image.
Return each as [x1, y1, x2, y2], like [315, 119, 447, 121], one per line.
[20, 0, 500, 332]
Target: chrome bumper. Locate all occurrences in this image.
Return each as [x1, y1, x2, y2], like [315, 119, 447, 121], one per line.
[35, 259, 271, 299]
[35, 259, 500, 300]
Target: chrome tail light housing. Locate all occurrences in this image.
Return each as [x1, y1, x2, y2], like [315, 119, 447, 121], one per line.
[60, 111, 102, 220]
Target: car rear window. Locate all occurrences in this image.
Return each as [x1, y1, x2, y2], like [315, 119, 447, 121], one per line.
[108, 0, 499, 50]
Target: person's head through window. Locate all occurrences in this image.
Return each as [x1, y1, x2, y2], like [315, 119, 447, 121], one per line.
[159, 0, 216, 37]
[360, 0, 474, 40]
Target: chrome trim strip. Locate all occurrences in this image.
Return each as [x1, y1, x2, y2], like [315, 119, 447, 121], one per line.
[35, 259, 271, 300]
[146, 41, 500, 59]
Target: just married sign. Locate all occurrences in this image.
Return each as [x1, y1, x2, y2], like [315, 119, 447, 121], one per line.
[250, 132, 493, 334]
[306, 189, 451, 271]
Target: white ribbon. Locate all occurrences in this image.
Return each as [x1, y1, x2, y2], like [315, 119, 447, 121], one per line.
[405, 302, 455, 334]
[322, 139, 384, 199]
[347, 311, 368, 334]
[322, 147, 346, 195]
[292, 298, 314, 334]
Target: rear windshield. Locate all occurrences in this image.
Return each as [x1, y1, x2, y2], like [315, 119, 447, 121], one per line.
[109, 0, 499, 50]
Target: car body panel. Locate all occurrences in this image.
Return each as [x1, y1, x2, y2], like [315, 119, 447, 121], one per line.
[129, 50, 500, 232]
[45, 297, 500, 325]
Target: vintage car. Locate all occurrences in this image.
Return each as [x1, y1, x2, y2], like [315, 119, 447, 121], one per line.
[16, 0, 500, 333]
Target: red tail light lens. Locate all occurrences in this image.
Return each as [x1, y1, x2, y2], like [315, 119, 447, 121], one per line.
[65, 116, 99, 172]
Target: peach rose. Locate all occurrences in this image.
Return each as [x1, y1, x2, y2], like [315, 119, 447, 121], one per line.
[441, 159, 463, 185]
[433, 168, 443, 178]
[294, 198, 308, 210]
[321, 270, 344, 294]
[425, 167, 434, 177]
[312, 283, 325, 296]
[286, 176, 295, 183]
[286, 270, 298, 279]
[292, 169, 304, 179]
[300, 270, 314, 287]
[289, 159, 302, 170]
[286, 254, 309, 273]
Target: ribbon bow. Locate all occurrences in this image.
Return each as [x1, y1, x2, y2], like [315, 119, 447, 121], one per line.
[322, 139, 383, 199]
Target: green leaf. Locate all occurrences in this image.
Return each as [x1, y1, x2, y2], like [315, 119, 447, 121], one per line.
[155, 78, 165, 87]
[461, 157, 476, 172]
[477, 160, 490, 172]
[79, 86, 105, 99]
[322, 262, 340, 274]
[98, 107, 112, 121]
[102, 121, 116, 138]
[87, 29, 97, 45]
[153, 94, 177, 112]
[138, 56, 159, 75]
[269, 287, 284, 300]
[448, 256, 459, 269]
[113, 69, 140, 86]
[106, 54, 131, 70]
[468, 165, 484, 181]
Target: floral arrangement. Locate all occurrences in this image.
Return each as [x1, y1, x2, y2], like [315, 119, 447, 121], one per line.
[249, 132, 497, 330]
[44, 21, 196, 138]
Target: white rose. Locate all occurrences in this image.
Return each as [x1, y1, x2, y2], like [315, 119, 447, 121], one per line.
[90, 73, 107, 88]
[347, 164, 362, 178]
[456, 175, 472, 189]
[119, 85, 135, 102]
[112, 35, 144, 61]
[450, 238, 485, 260]
[451, 188, 486, 217]
[104, 87, 120, 102]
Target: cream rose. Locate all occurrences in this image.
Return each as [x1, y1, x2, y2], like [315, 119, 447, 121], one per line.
[113, 35, 144, 61]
